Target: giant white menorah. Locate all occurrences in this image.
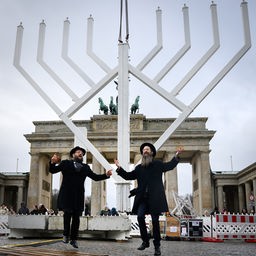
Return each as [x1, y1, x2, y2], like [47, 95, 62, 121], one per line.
[14, 1, 251, 211]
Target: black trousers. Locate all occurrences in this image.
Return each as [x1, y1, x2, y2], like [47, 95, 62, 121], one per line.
[137, 201, 161, 248]
[63, 211, 80, 240]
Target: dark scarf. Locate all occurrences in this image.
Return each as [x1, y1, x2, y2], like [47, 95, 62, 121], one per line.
[73, 158, 83, 172]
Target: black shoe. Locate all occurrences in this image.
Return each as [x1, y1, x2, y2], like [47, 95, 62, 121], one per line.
[154, 247, 161, 256]
[62, 236, 69, 243]
[137, 241, 149, 250]
[70, 240, 78, 248]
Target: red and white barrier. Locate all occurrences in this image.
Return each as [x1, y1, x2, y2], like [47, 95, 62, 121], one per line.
[216, 214, 256, 240]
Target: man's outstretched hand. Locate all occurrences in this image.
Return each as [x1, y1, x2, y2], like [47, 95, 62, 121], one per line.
[114, 159, 120, 169]
[106, 170, 112, 177]
[175, 147, 184, 158]
[51, 153, 61, 164]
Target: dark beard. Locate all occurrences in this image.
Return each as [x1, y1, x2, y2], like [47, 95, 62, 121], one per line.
[74, 157, 83, 163]
[141, 154, 153, 167]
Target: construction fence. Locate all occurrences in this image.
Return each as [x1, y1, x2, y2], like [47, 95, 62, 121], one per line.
[129, 214, 256, 242]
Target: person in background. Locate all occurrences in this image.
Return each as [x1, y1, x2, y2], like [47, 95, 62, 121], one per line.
[38, 204, 48, 215]
[210, 206, 219, 216]
[241, 208, 248, 215]
[221, 208, 228, 214]
[84, 204, 90, 216]
[8, 206, 16, 215]
[110, 207, 119, 216]
[0, 204, 9, 215]
[100, 206, 111, 216]
[18, 202, 29, 215]
[30, 205, 39, 215]
[249, 209, 255, 215]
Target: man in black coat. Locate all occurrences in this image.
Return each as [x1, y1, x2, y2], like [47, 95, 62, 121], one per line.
[49, 146, 112, 248]
[114, 142, 181, 256]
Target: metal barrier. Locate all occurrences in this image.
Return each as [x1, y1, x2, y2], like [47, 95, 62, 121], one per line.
[129, 214, 256, 242]
[200, 216, 217, 238]
[128, 215, 166, 237]
[129, 215, 141, 236]
[128, 215, 152, 237]
[0, 215, 10, 235]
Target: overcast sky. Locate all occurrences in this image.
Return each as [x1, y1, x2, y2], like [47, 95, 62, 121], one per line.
[0, 0, 256, 208]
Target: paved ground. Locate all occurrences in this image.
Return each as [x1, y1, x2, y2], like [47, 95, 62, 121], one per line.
[0, 236, 256, 256]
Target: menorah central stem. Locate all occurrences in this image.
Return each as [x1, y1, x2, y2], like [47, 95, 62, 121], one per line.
[116, 42, 131, 211]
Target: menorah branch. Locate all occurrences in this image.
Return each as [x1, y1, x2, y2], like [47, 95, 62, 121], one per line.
[37, 21, 79, 101]
[62, 18, 95, 87]
[65, 67, 118, 118]
[154, 5, 191, 84]
[129, 64, 186, 111]
[170, 2, 220, 97]
[87, 16, 112, 73]
[136, 7, 163, 71]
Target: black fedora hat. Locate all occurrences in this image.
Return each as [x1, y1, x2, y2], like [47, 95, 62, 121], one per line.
[140, 142, 156, 157]
[70, 146, 86, 157]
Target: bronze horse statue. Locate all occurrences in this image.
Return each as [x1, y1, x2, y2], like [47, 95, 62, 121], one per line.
[109, 96, 118, 115]
[131, 96, 140, 114]
[98, 97, 108, 115]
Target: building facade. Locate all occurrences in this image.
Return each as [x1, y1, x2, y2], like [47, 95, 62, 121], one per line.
[212, 162, 256, 214]
[0, 172, 29, 212]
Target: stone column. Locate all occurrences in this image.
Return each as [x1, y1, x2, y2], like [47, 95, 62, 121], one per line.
[199, 151, 212, 214]
[191, 156, 199, 213]
[133, 153, 141, 166]
[164, 152, 178, 211]
[245, 181, 251, 210]
[253, 179, 256, 201]
[37, 154, 52, 208]
[211, 178, 216, 210]
[238, 184, 245, 212]
[0, 185, 4, 205]
[91, 156, 103, 216]
[17, 186, 24, 210]
[217, 185, 224, 212]
[190, 153, 203, 214]
[27, 153, 40, 208]
[100, 165, 107, 209]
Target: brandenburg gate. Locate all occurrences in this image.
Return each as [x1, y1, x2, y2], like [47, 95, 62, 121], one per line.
[25, 114, 215, 215]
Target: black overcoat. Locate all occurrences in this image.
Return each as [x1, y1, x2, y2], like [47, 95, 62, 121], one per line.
[49, 160, 109, 212]
[117, 157, 179, 215]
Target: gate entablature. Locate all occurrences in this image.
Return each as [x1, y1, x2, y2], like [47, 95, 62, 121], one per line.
[25, 115, 215, 164]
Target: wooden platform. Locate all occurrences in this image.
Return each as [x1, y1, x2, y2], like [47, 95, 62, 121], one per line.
[0, 246, 108, 256]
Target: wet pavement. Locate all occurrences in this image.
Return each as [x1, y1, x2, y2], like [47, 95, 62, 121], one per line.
[0, 236, 256, 256]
